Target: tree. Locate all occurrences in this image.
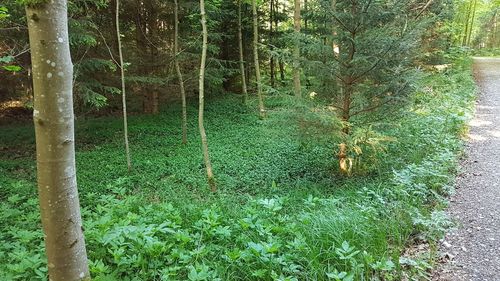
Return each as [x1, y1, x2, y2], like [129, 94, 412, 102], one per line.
[252, 0, 266, 119]
[174, 0, 188, 144]
[25, 0, 90, 279]
[238, 0, 248, 104]
[116, 0, 131, 171]
[293, 0, 301, 98]
[299, 0, 427, 174]
[199, 0, 216, 192]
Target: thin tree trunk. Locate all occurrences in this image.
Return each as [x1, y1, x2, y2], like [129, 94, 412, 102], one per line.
[332, 0, 338, 57]
[279, 60, 285, 82]
[269, 0, 275, 87]
[116, 0, 132, 171]
[463, 1, 473, 46]
[293, 0, 301, 98]
[238, 0, 248, 104]
[252, 0, 266, 119]
[26, 0, 90, 279]
[199, 0, 216, 192]
[174, 0, 187, 144]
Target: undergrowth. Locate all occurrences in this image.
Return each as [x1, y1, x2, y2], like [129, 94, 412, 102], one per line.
[0, 57, 476, 280]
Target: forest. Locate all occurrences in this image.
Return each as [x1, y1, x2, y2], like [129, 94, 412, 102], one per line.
[0, 0, 500, 280]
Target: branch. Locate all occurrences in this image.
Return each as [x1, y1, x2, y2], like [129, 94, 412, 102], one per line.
[350, 98, 392, 117]
[331, 12, 353, 34]
[351, 41, 396, 83]
[415, 0, 434, 20]
[94, 27, 120, 66]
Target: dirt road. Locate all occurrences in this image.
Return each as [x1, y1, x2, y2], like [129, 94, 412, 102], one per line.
[435, 57, 500, 280]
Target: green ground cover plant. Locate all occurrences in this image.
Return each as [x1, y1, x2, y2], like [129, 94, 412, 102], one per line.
[0, 57, 476, 280]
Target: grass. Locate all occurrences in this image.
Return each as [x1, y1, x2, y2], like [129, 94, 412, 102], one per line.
[0, 57, 476, 280]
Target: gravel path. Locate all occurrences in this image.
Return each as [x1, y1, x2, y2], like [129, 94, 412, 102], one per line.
[434, 57, 500, 281]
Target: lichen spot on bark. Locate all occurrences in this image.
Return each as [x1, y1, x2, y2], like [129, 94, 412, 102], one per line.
[46, 72, 52, 79]
[64, 166, 74, 177]
[58, 37, 63, 43]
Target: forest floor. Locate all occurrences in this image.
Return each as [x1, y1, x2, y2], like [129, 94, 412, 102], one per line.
[434, 57, 500, 280]
[0, 57, 478, 280]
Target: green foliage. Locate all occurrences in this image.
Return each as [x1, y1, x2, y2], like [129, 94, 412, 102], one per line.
[0, 6, 9, 20]
[0, 57, 476, 280]
[2, 65, 21, 72]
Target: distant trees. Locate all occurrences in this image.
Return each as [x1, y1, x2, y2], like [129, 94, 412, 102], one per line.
[25, 0, 90, 279]
[460, 0, 500, 48]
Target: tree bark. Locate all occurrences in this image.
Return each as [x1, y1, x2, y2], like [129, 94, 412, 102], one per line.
[462, 1, 473, 46]
[174, 0, 188, 144]
[26, 0, 90, 279]
[252, 0, 266, 118]
[293, 0, 301, 98]
[238, 0, 248, 104]
[279, 60, 285, 82]
[116, 0, 132, 171]
[199, 0, 216, 192]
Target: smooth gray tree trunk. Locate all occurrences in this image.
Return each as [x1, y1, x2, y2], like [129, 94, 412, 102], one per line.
[26, 0, 90, 279]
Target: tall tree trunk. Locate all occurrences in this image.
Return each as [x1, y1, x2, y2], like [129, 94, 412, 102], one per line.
[117, 0, 132, 171]
[26, 1, 90, 279]
[467, 0, 478, 46]
[332, 0, 338, 57]
[269, 0, 275, 87]
[199, 0, 216, 192]
[338, 3, 356, 176]
[252, 0, 266, 119]
[293, 0, 301, 98]
[174, 0, 187, 144]
[238, 0, 248, 104]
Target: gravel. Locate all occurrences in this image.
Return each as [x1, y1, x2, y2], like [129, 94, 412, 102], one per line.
[434, 58, 500, 281]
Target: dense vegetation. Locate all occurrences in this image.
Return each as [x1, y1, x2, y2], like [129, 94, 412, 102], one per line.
[0, 0, 498, 279]
[1, 55, 476, 280]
